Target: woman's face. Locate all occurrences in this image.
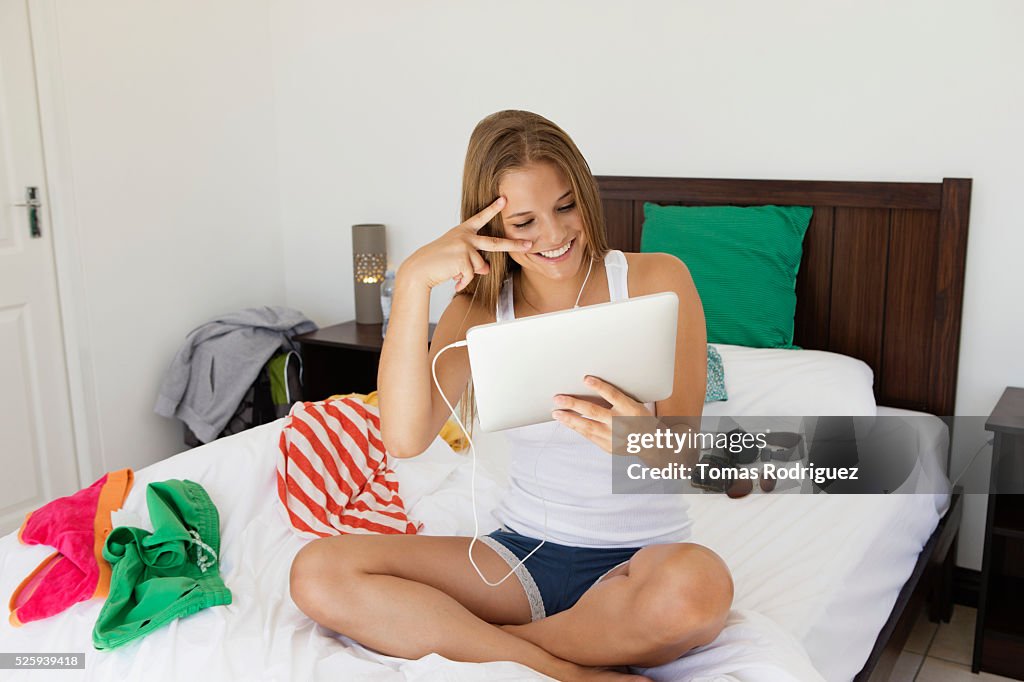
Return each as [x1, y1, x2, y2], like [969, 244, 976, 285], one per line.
[498, 161, 587, 282]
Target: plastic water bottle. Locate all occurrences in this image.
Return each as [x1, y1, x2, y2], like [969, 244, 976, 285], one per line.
[380, 269, 396, 338]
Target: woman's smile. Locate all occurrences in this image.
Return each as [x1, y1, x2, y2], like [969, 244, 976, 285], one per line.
[532, 237, 576, 262]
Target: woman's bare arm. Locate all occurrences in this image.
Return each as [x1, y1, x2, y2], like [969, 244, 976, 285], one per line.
[378, 285, 479, 458]
[377, 196, 531, 458]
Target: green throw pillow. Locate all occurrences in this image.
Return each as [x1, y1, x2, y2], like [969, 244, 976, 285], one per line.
[641, 203, 811, 348]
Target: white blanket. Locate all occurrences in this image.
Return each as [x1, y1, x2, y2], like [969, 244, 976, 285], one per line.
[1, 414, 944, 681]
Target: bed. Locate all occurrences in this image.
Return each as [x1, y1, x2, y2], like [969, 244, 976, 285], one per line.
[595, 174, 972, 681]
[0, 175, 971, 681]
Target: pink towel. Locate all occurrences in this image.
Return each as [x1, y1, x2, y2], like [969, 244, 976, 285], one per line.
[9, 469, 134, 626]
[277, 398, 417, 538]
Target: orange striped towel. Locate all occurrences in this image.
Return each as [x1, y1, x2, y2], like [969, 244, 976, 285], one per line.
[277, 397, 418, 538]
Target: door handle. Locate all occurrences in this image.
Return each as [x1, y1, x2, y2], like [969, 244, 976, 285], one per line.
[13, 186, 42, 238]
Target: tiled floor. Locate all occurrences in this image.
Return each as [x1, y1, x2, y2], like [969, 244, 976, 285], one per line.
[893, 604, 1019, 681]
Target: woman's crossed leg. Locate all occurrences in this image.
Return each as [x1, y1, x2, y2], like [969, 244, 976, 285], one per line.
[290, 535, 731, 678]
[289, 534, 645, 681]
[503, 542, 733, 668]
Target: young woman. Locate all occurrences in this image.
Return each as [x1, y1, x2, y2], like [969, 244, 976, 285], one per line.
[290, 110, 733, 681]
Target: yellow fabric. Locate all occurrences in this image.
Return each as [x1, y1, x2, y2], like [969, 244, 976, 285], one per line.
[438, 419, 469, 453]
[328, 391, 468, 453]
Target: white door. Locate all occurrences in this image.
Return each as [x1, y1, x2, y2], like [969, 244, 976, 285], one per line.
[0, 0, 80, 533]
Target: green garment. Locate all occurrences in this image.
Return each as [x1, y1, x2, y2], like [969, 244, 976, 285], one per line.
[92, 480, 231, 650]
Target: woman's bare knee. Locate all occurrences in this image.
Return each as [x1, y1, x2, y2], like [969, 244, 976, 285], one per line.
[630, 543, 733, 665]
[290, 539, 326, 620]
[289, 536, 363, 625]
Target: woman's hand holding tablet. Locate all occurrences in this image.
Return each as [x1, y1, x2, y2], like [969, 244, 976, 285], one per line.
[552, 375, 654, 454]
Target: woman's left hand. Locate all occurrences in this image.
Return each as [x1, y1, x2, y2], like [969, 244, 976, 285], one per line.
[552, 375, 652, 454]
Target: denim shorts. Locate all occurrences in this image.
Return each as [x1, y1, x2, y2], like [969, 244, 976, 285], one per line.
[478, 526, 642, 621]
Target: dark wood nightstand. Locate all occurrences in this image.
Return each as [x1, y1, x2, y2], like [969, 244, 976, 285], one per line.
[974, 385, 1024, 678]
[294, 321, 436, 401]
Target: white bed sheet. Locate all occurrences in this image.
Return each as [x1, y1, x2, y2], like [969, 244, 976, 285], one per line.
[0, 408, 947, 682]
[442, 407, 951, 681]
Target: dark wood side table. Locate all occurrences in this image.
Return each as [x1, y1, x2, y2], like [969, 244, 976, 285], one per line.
[974, 386, 1024, 678]
[294, 321, 436, 401]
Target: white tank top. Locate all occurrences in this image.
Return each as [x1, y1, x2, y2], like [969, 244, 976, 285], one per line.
[492, 250, 692, 548]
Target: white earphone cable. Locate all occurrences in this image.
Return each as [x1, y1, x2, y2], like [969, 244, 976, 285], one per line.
[431, 342, 550, 586]
[573, 256, 594, 309]
[427, 255, 595, 586]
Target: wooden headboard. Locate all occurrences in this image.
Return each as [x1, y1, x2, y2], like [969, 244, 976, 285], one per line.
[595, 176, 972, 416]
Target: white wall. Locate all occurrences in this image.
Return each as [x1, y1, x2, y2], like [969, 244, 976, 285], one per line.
[50, 0, 285, 472]
[42, 0, 1020, 569]
[269, 0, 1023, 569]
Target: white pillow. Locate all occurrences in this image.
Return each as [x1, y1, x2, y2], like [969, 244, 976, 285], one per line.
[702, 345, 877, 417]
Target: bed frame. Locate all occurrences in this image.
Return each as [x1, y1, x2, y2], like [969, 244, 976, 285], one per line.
[595, 175, 972, 681]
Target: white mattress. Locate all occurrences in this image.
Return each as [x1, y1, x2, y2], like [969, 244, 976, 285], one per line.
[0, 407, 948, 682]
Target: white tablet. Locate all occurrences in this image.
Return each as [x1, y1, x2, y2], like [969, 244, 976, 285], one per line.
[465, 292, 679, 432]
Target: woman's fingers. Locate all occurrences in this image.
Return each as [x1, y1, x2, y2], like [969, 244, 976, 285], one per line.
[463, 196, 532, 252]
[552, 411, 606, 444]
[470, 233, 533, 253]
[552, 410, 611, 452]
[553, 395, 611, 424]
[453, 256, 496, 291]
[582, 376, 637, 411]
[553, 378, 656, 454]
[465, 195, 507, 232]
[468, 249, 490, 275]
[453, 257, 476, 292]
[552, 393, 614, 454]
[410, 195, 530, 292]
[452, 252, 491, 292]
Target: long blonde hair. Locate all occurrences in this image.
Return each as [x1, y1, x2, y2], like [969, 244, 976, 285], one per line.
[456, 110, 610, 434]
